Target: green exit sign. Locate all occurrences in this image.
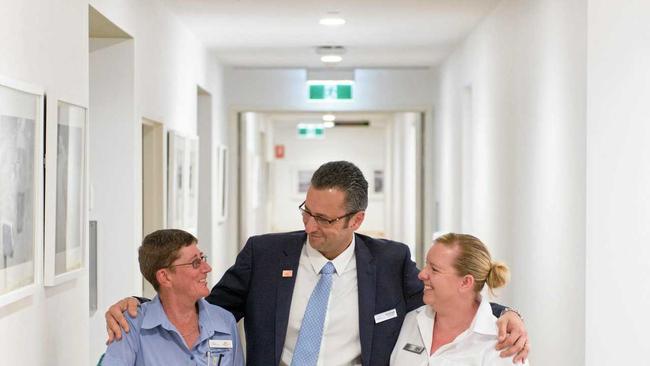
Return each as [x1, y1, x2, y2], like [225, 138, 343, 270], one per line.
[297, 123, 325, 139]
[308, 83, 353, 101]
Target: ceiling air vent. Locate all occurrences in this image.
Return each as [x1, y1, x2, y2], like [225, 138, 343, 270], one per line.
[334, 120, 370, 127]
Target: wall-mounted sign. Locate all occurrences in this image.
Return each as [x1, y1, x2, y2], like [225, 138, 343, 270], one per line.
[297, 123, 325, 139]
[308, 82, 353, 101]
[275, 144, 285, 159]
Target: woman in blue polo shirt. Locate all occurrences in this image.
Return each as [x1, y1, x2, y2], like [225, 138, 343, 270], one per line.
[102, 229, 244, 366]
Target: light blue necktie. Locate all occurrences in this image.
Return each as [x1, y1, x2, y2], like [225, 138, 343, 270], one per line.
[291, 261, 336, 366]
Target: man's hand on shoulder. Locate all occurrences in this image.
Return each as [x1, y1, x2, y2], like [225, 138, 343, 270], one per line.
[495, 310, 530, 364]
[105, 297, 140, 344]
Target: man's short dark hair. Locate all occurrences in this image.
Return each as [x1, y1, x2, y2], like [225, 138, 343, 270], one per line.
[138, 229, 197, 291]
[310, 161, 368, 212]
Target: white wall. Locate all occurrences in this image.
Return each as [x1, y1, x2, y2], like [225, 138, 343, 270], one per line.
[197, 71, 232, 284]
[226, 68, 436, 112]
[199, 54, 233, 281]
[388, 112, 421, 258]
[0, 1, 89, 365]
[90, 0, 206, 135]
[86, 1, 232, 362]
[197, 90, 214, 281]
[268, 115, 389, 235]
[239, 112, 272, 240]
[226, 68, 437, 254]
[586, 0, 650, 364]
[433, 1, 586, 365]
[88, 36, 139, 363]
[209, 65, 236, 281]
[1, 0, 231, 364]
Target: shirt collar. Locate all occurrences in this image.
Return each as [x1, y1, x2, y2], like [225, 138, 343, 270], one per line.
[141, 295, 173, 331]
[416, 305, 434, 355]
[417, 295, 498, 339]
[141, 295, 233, 339]
[305, 234, 356, 276]
[469, 295, 498, 336]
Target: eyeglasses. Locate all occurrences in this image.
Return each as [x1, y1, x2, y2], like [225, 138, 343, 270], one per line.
[168, 255, 208, 269]
[298, 201, 358, 228]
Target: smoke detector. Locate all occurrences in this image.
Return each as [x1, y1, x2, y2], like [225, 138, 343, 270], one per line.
[316, 46, 346, 63]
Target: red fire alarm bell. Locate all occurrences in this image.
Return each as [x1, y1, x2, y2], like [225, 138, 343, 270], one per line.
[275, 144, 285, 159]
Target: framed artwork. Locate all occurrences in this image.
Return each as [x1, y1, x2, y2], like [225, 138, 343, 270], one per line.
[0, 76, 44, 307]
[44, 100, 87, 286]
[168, 131, 199, 235]
[187, 137, 199, 235]
[296, 169, 314, 194]
[373, 169, 384, 194]
[215, 145, 229, 223]
[168, 131, 186, 230]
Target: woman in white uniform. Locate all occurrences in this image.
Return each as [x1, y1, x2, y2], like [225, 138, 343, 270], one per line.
[390, 233, 529, 366]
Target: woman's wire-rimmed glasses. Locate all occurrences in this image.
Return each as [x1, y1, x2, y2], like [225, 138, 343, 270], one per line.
[168, 255, 208, 269]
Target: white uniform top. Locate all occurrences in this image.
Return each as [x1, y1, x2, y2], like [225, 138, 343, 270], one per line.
[390, 296, 529, 366]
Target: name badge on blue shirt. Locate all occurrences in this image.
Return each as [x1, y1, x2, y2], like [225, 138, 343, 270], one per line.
[209, 339, 233, 349]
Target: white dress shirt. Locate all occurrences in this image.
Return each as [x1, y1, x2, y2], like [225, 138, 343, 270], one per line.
[280, 236, 362, 366]
[390, 296, 529, 366]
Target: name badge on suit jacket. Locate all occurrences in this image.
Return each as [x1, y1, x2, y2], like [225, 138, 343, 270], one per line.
[374, 308, 398, 323]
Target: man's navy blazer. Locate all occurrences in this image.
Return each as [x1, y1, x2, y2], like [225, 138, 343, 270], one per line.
[206, 230, 424, 366]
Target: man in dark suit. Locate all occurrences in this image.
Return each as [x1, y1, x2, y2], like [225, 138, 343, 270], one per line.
[211, 232, 423, 366]
[106, 161, 529, 365]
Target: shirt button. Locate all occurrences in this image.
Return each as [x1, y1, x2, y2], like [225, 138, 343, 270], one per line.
[190, 356, 194, 360]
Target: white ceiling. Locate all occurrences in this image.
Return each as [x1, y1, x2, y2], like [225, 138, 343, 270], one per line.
[160, 0, 500, 68]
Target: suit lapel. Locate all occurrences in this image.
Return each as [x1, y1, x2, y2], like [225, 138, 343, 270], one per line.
[355, 234, 376, 366]
[274, 233, 305, 365]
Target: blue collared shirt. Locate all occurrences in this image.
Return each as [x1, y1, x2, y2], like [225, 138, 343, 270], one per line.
[103, 296, 244, 366]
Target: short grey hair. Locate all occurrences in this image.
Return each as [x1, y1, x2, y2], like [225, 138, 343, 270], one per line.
[310, 161, 368, 212]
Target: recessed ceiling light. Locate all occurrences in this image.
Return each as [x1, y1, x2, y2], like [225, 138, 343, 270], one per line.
[321, 55, 342, 63]
[322, 114, 336, 122]
[319, 17, 346, 26]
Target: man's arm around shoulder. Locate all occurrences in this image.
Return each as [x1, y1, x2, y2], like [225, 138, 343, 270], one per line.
[205, 236, 257, 321]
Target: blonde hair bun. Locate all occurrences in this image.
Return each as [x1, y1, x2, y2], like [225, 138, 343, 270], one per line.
[486, 261, 510, 290]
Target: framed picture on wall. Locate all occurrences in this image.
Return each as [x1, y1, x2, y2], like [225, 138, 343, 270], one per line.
[215, 145, 229, 223]
[187, 137, 199, 235]
[44, 100, 87, 286]
[296, 169, 314, 194]
[373, 169, 384, 194]
[0, 76, 45, 307]
[168, 131, 199, 235]
[168, 131, 186, 230]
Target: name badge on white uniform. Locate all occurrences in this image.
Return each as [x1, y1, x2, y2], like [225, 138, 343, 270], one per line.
[374, 308, 398, 323]
[209, 339, 233, 349]
[403, 343, 425, 354]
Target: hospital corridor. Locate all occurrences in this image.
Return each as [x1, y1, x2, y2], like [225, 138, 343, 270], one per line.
[0, 0, 648, 365]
